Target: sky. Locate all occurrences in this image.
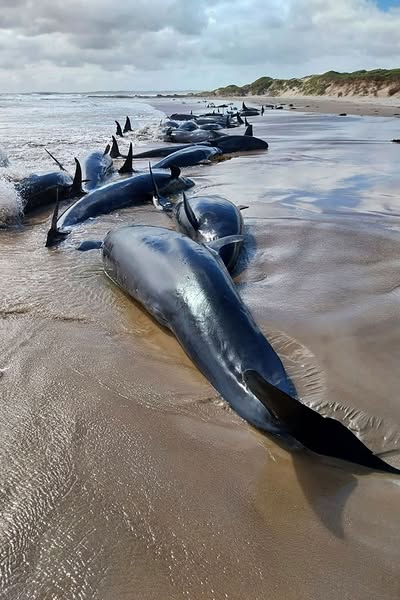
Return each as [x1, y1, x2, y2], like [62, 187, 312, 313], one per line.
[0, 0, 399, 93]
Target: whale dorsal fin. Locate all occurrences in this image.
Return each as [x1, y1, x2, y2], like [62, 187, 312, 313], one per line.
[123, 116, 132, 133]
[71, 158, 86, 196]
[115, 120, 124, 137]
[183, 192, 200, 230]
[110, 136, 121, 158]
[103, 144, 110, 155]
[169, 165, 181, 179]
[243, 370, 400, 474]
[118, 142, 133, 174]
[207, 234, 244, 255]
[244, 124, 253, 137]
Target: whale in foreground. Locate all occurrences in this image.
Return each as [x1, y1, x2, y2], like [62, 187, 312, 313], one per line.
[81, 224, 399, 474]
[151, 174, 247, 272]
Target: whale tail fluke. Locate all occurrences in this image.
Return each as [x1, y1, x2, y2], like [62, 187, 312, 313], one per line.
[115, 120, 124, 137]
[149, 163, 173, 212]
[123, 116, 133, 133]
[243, 370, 400, 474]
[45, 191, 70, 248]
[118, 142, 134, 174]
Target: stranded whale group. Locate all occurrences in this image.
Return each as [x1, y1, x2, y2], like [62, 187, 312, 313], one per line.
[4, 103, 399, 475]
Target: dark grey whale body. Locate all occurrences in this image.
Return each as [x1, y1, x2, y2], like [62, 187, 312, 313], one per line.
[83, 148, 113, 191]
[16, 160, 84, 213]
[153, 145, 221, 169]
[45, 167, 194, 246]
[98, 224, 399, 474]
[172, 194, 246, 272]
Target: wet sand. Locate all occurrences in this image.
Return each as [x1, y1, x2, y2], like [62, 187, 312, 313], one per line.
[1, 100, 400, 599]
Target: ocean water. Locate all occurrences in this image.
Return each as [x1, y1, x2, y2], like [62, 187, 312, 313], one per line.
[0, 95, 400, 599]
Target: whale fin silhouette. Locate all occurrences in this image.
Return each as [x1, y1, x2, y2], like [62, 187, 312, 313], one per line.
[70, 158, 86, 197]
[45, 190, 70, 247]
[244, 117, 250, 126]
[123, 116, 132, 133]
[44, 148, 66, 171]
[110, 136, 125, 159]
[207, 234, 244, 256]
[237, 205, 249, 210]
[149, 163, 173, 212]
[244, 124, 253, 137]
[243, 370, 400, 474]
[77, 240, 103, 251]
[118, 142, 134, 174]
[236, 113, 244, 125]
[115, 120, 124, 137]
[183, 192, 200, 230]
[169, 165, 181, 179]
[103, 144, 110, 155]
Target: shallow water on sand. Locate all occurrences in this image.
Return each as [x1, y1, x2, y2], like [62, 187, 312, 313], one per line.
[0, 95, 400, 599]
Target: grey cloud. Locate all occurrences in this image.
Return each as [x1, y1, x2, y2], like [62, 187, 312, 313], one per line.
[0, 0, 400, 92]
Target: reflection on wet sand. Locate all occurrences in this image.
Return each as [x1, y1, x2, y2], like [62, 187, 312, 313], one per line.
[1, 100, 400, 599]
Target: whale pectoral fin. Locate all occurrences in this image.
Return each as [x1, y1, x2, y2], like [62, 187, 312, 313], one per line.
[45, 191, 70, 247]
[183, 192, 200, 230]
[149, 163, 173, 212]
[44, 148, 66, 171]
[243, 370, 400, 474]
[207, 234, 244, 256]
[77, 240, 103, 251]
[237, 205, 249, 210]
[118, 143, 134, 174]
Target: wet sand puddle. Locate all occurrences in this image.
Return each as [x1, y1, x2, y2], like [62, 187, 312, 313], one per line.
[0, 97, 400, 599]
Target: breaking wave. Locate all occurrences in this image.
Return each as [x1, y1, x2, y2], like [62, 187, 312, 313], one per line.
[0, 177, 23, 226]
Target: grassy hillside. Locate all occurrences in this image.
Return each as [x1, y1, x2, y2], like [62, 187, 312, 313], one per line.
[207, 69, 400, 98]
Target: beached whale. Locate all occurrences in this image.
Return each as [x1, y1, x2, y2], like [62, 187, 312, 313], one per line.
[152, 145, 222, 169]
[212, 132, 268, 153]
[45, 166, 194, 246]
[164, 129, 217, 144]
[84, 224, 399, 474]
[83, 145, 113, 191]
[16, 158, 85, 213]
[132, 142, 212, 160]
[153, 190, 247, 272]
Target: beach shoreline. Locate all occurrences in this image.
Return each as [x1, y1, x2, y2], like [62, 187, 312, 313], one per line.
[146, 92, 400, 118]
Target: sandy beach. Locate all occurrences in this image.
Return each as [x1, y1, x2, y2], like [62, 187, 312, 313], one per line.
[0, 95, 400, 599]
[183, 93, 400, 119]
